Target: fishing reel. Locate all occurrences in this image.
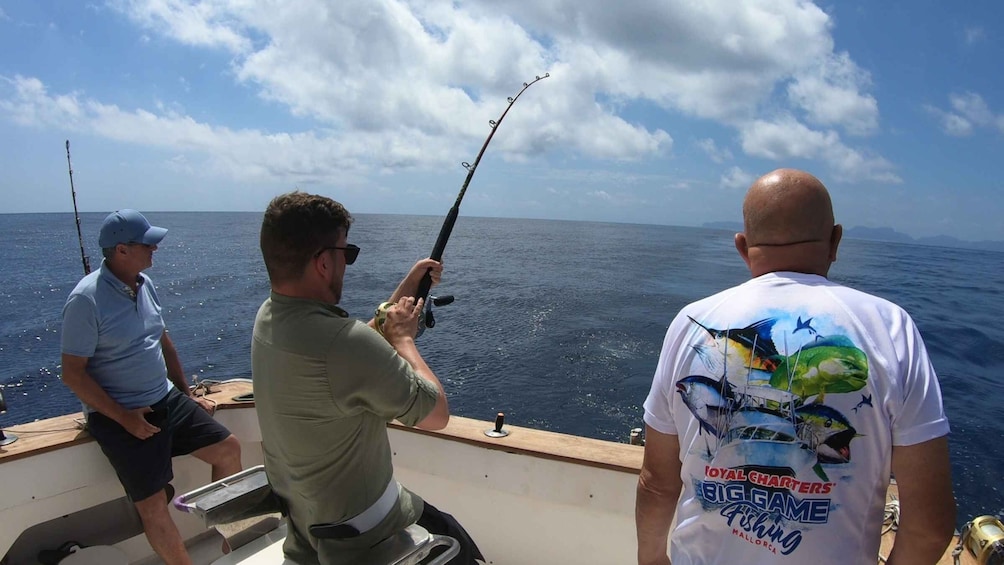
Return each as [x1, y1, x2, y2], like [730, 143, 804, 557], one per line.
[961, 515, 1004, 565]
[374, 295, 455, 338]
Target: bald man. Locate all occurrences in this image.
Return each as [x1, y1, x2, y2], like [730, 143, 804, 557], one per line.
[635, 169, 955, 565]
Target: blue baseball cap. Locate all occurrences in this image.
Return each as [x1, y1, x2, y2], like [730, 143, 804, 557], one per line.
[98, 209, 168, 248]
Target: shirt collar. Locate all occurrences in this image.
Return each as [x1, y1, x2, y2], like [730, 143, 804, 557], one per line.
[98, 259, 145, 299]
[269, 290, 348, 318]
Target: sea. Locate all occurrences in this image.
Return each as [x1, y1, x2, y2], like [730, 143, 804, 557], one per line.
[1, 212, 1001, 528]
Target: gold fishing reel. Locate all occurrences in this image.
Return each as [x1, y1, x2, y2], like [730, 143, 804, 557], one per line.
[374, 300, 427, 338]
[374, 301, 394, 335]
[373, 295, 453, 338]
[961, 515, 1004, 565]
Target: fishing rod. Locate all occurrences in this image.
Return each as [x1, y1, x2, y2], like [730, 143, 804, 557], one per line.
[376, 73, 550, 336]
[65, 140, 91, 275]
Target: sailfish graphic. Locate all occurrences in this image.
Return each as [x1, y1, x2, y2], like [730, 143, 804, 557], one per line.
[689, 317, 781, 374]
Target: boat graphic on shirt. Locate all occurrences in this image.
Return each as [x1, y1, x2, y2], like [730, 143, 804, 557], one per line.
[679, 313, 869, 556]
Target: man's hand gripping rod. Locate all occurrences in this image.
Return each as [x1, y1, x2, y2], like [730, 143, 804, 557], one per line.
[376, 73, 550, 337]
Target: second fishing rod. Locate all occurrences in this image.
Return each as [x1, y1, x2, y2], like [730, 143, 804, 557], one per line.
[375, 73, 549, 337]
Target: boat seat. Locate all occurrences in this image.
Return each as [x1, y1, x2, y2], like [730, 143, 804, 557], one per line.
[173, 465, 284, 551]
[175, 466, 460, 565]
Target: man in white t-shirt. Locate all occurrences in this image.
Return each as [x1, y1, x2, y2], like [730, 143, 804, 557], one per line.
[635, 169, 955, 565]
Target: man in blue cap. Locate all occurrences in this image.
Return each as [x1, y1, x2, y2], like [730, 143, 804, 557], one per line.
[61, 209, 242, 565]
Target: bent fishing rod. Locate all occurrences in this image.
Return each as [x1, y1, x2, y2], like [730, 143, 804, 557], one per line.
[65, 140, 91, 275]
[376, 73, 549, 336]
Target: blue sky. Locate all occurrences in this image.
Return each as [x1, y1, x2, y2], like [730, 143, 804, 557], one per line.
[1, 1, 1002, 241]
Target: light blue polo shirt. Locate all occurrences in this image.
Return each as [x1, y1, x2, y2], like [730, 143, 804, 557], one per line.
[61, 260, 171, 412]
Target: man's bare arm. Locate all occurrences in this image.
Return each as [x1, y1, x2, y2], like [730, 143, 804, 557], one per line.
[61, 353, 160, 439]
[162, 331, 216, 414]
[636, 425, 683, 565]
[885, 435, 956, 565]
[161, 331, 191, 395]
[380, 296, 449, 430]
[367, 259, 442, 329]
[62, 353, 129, 421]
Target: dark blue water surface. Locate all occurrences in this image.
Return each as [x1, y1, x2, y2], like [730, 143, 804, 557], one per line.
[1, 212, 1001, 526]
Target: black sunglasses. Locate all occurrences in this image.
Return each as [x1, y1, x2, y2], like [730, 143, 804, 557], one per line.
[314, 244, 360, 265]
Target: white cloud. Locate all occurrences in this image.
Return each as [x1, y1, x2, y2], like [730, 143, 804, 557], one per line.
[924, 104, 972, 137]
[945, 114, 974, 137]
[787, 52, 879, 136]
[951, 92, 996, 126]
[512, 0, 838, 124]
[0, 76, 85, 127]
[697, 138, 733, 163]
[0, 74, 431, 183]
[1, 1, 895, 189]
[964, 26, 986, 45]
[109, 0, 251, 52]
[720, 166, 754, 189]
[104, 0, 871, 125]
[740, 116, 900, 183]
[927, 92, 1004, 136]
[118, 0, 890, 162]
[0, 7, 9, 21]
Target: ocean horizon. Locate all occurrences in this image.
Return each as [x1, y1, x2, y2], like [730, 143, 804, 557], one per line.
[4, 210, 1001, 252]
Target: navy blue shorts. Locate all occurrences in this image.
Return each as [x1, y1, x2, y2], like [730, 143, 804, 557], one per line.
[86, 387, 232, 502]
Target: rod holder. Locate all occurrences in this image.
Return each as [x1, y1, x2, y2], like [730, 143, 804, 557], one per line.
[629, 427, 644, 446]
[484, 412, 509, 438]
[0, 428, 17, 447]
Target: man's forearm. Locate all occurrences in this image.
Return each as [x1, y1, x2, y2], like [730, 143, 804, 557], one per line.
[165, 364, 191, 396]
[636, 475, 679, 565]
[884, 513, 955, 565]
[161, 333, 192, 396]
[387, 272, 423, 305]
[366, 275, 425, 329]
[884, 531, 952, 564]
[887, 437, 956, 565]
[62, 368, 129, 423]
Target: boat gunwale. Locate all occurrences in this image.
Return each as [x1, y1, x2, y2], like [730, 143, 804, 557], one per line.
[0, 381, 645, 474]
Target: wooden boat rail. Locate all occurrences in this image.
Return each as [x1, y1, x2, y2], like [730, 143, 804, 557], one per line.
[0, 381, 644, 473]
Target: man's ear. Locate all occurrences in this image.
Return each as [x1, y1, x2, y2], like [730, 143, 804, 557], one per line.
[735, 232, 751, 268]
[311, 252, 328, 278]
[829, 224, 842, 263]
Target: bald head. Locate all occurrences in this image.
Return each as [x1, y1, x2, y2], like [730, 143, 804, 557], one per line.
[743, 169, 834, 246]
[736, 169, 841, 277]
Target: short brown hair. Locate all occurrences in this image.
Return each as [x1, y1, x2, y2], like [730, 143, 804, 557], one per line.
[260, 191, 353, 284]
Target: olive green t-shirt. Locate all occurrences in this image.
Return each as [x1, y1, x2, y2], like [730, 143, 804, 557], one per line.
[251, 292, 440, 564]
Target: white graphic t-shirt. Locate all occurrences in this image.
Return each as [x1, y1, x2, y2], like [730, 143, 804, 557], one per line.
[643, 272, 949, 564]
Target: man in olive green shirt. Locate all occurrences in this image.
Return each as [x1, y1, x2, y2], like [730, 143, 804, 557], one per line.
[252, 191, 483, 564]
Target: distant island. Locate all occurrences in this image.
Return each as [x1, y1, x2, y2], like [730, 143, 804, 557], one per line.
[702, 222, 1004, 253]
